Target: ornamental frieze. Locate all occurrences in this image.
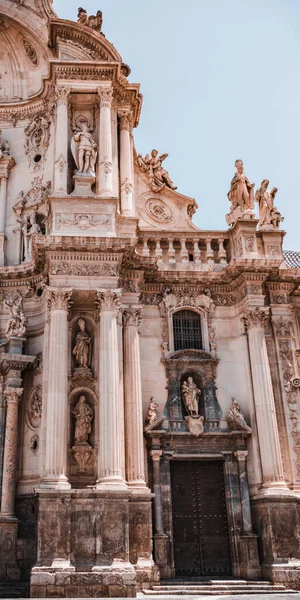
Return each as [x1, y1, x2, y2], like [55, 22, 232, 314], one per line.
[50, 262, 118, 276]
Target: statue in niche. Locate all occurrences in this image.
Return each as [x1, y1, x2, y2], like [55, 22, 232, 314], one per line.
[73, 318, 92, 369]
[226, 398, 252, 433]
[146, 397, 159, 426]
[72, 396, 94, 445]
[255, 179, 283, 229]
[71, 119, 97, 176]
[137, 149, 177, 192]
[228, 159, 255, 211]
[17, 210, 42, 262]
[181, 377, 200, 417]
[4, 291, 26, 338]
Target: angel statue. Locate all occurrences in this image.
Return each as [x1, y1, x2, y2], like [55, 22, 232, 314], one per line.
[226, 398, 252, 433]
[137, 149, 177, 192]
[73, 318, 92, 369]
[4, 291, 27, 338]
[71, 120, 97, 177]
[255, 179, 283, 229]
[228, 159, 255, 211]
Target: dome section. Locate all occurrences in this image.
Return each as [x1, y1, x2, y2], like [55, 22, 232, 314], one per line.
[0, 16, 49, 103]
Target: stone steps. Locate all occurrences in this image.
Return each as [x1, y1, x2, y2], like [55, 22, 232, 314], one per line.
[142, 579, 297, 595]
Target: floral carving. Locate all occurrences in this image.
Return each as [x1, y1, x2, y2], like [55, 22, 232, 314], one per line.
[243, 307, 269, 330]
[50, 262, 118, 276]
[55, 213, 110, 231]
[46, 288, 72, 312]
[22, 38, 38, 66]
[145, 199, 172, 223]
[123, 306, 142, 327]
[28, 385, 42, 429]
[273, 317, 294, 337]
[24, 112, 51, 170]
[96, 290, 121, 314]
[98, 88, 113, 107]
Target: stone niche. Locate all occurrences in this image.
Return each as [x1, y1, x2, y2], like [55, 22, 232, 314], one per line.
[163, 349, 222, 432]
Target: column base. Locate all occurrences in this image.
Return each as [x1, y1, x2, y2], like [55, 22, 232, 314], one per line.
[95, 476, 128, 491]
[254, 481, 292, 498]
[40, 475, 71, 491]
[128, 480, 151, 494]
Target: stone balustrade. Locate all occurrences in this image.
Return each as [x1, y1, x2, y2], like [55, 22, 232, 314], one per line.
[136, 233, 229, 269]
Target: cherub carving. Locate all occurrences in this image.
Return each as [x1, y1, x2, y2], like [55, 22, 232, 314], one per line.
[4, 291, 26, 338]
[137, 149, 177, 192]
[255, 179, 283, 229]
[71, 119, 97, 176]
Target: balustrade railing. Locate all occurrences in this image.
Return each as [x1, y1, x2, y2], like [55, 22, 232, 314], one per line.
[136, 233, 229, 268]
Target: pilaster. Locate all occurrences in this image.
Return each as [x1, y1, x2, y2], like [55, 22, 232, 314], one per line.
[97, 86, 113, 197]
[53, 85, 70, 195]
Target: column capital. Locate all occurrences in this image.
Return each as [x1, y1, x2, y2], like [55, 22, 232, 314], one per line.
[4, 387, 23, 404]
[46, 287, 72, 312]
[96, 289, 122, 315]
[234, 450, 248, 462]
[55, 85, 71, 105]
[118, 110, 132, 131]
[97, 87, 113, 107]
[123, 306, 142, 327]
[243, 307, 269, 331]
[0, 156, 15, 179]
[150, 449, 162, 462]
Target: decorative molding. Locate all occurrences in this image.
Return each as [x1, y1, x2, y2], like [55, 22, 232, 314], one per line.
[55, 213, 111, 232]
[4, 388, 23, 404]
[50, 261, 118, 277]
[96, 290, 122, 314]
[46, 288, 72, 312]
[27, 385, 42, 429]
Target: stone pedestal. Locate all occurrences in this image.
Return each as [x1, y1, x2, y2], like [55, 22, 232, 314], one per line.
[71, 173, 96, 197]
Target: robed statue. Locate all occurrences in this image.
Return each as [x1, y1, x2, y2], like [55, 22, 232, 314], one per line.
[73, 318, 92, 369]
[71, 121, 97, 176]
[228, 159, 255, 211]
[72, 396, 94, 445]
[181, 377, 200, 417]
[255, 179, 283, 229]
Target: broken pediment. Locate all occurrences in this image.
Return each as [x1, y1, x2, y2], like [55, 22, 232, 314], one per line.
[136, 188, 199, 232]
[50, 21, 123, 63]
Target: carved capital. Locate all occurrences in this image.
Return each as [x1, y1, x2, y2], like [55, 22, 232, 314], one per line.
[98, 87, 113, 108]
[0, 156, 15, 179]
[243, 307, 269, 331]
[4, 387, 23, 404]
[118, 110, 132, 131]
[234, 450, 248, 461]
[96, 289, 122, 314]
[46, 288, 72, 312]
[150, 449, 162, 462]
[123, 306, 142, 327]
[55, 85, 71, 105]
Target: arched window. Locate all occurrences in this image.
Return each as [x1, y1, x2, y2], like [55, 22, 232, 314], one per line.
[172, 310, 202, 351]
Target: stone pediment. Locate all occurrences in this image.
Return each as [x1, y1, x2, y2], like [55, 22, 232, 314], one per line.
[136, 189, 199, 232]
[50, 21, 123, 63]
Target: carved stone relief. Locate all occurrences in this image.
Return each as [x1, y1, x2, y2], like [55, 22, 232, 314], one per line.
[3, 291, 26, 338]
[27, 385, 42, 429]
[55, 213, 111, 232]
[137, 149, 177, 192]
[226, 398, 251, 433]
[51, 261, 118, 276]
[145, 198, 172, 223]
[24, 112, 51, 171]
[22, 37, 38, 66]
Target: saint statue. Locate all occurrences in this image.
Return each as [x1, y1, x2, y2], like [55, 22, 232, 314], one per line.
[146, 397, 159, 425]
[17, 210, 42, 262]
[228, 159, 255, 211]
[181, 377, 200, 417]
[4, 291, 26, 338]
[71, 121, 97, 176]
[73, 318, 92, 369]
[255, 180, 283, 229]
[72, 396, 94, 445]
[137, 149, 177, 192]
[226, 398, 252, 433]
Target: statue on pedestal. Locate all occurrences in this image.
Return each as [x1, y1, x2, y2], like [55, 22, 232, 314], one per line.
[17, 210, 41, 262]
[255, 179, 283, 229]
[73, 318, 92, 369]
[181, 377, 200, 417]
[72, 395, 94, 445]
[71, 120, 97, 177]
[146, 397, 159, 426]
[137, 149, 177, 192]
[228, 159, 255, 211]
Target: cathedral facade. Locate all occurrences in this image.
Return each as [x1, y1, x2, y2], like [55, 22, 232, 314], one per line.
[0, 1, 300, 597]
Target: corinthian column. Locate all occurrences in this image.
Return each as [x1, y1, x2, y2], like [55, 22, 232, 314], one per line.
[97, 87, 113, 197]
[53, 86, 70, 195]
[96, 290, 126, 489]
[0, 388, 23, 517]
[119, 111, 133, 215]
[123, 307, 147, 490]
[244, 307, 287, 492]
[41, 288, 72, 489]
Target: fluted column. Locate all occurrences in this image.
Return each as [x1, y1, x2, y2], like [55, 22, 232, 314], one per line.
[118, 110, 133, 215]
[96, 290, 126, 489]
[41, 288, 72, 489]
[97, 87, 113, 196]
[0, 176, 7, 234]
[0, 388, 23, 517]
[123, 307, 147, 491]
[234, 451, 252, 533]
[53, 86, 70, 195]
[244, 307, 287, 491]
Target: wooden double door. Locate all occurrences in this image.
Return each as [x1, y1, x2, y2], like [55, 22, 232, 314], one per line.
[171, 460, 231, 577]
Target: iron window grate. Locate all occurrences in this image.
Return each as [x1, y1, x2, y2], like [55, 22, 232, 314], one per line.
[173, 310, 202, 351]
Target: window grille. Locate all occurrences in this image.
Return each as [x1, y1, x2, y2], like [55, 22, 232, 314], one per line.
[173, 310, 202, 351]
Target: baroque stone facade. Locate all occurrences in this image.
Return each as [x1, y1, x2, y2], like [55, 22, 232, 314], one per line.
[0, 1, 300, 597]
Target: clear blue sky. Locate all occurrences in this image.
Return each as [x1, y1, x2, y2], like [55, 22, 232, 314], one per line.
[53, 0, 300, 250]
